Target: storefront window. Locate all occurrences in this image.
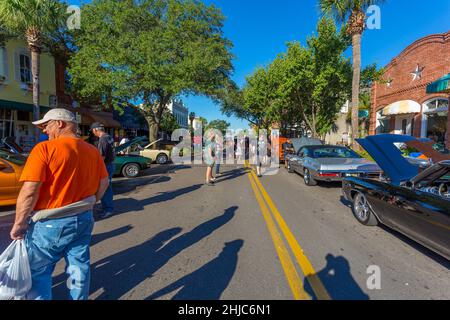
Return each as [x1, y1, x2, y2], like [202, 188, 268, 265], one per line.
[0, 109, 14, 140]
[425, 98, 448, 111]
[423, 98, 448, 141]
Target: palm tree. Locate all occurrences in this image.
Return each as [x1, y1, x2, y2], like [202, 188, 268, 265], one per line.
[0, 0, 64, 141]
[319, 0, 385, 147]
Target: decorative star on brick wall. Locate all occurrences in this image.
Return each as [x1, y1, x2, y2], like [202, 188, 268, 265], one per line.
[411, 64, 425, 81]
[386, 79, 393, 88]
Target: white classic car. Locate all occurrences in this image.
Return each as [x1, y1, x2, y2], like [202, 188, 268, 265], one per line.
[130, 138, 171, 164]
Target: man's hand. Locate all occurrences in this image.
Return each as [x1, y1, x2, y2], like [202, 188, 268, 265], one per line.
[10, 222, 28, 240]
[11, 181, 42, 240]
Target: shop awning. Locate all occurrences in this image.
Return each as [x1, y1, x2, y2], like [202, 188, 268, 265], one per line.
[381, 100, 421, 116]
[0, 99, 51, 113]
[426, 73, 450, 94]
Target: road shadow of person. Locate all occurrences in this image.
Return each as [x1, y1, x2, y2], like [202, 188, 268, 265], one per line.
[304, 254, 369, 300]
[145, 239, 244, 300]
[216, 170, 248, 183]
[91, 225, 134, 247]
[52, 206, 237, 300]
[112, 184, 203, 215]
[113, 176, 171, 196]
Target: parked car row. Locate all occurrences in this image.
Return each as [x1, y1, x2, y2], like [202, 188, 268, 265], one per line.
[0, 136, 177, 206]
[283, 134, 450, 261]
[285, 137, 381, 185]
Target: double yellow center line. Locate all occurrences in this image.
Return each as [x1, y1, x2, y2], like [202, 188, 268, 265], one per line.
[244, 162, 330, 300]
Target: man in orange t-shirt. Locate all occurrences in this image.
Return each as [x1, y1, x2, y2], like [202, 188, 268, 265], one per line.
[10, 109, 109, 300]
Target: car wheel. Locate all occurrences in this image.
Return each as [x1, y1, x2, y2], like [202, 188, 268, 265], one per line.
[303, 168, 317, 186]
[352, 192, 378, 226]
[122, 163, 141, 178]
[156, 153, 169, 164]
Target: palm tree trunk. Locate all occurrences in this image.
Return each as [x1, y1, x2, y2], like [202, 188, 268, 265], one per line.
[351, 33, 362, 148]
[31, 48, 40, 143]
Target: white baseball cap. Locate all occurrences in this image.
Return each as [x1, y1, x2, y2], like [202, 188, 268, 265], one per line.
[32, 108, 77, 127]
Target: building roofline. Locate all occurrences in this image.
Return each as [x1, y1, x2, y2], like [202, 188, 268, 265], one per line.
[384, 31, 450, 70]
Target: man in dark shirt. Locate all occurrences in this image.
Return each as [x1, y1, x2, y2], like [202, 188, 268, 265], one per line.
[282, 139, 295, 169]
[91, 122, 116, 219]
[283, 139, 295, 156]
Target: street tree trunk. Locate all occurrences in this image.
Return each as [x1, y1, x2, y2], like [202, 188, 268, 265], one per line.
[148, 120, 159, 149]
[351, 32, 362, 148]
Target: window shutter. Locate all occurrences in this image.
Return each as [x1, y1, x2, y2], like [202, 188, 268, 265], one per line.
[0, 47, 4, 78]
[3, 47, 9, 81]
[14, 50, 21, 82]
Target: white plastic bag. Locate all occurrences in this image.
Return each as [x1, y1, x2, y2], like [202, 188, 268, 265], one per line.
[0, 240, 32, 300]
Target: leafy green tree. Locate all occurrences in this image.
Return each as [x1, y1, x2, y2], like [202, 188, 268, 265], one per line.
[222, 18, 351, 139]
[277, 18, 352, 138]
[0, 0, 66, 140]
[320, 0, 386, 146]
[69, 0, 233, 144]
[221, 65, 281, 133]
[160, 111, 180, 135]
[206, 119, 230, 136]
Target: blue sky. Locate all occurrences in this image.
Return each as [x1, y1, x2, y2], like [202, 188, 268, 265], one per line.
[70, 0, 450, 129]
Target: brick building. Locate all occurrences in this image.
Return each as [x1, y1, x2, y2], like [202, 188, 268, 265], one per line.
[370, 31, 450, 147]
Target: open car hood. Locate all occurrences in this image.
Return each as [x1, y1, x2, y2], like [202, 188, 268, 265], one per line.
[144, 138, 163, 149]
[356, 134, 427, 185]
[291, 138, 323, 153]
[115, 136, 147, 154]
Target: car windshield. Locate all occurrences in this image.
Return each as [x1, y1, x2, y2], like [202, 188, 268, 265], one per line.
[311, 147, 361, 159]
[0, 149, 27, 166]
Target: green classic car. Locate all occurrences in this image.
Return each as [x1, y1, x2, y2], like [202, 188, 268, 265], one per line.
[114, 137, 152, 178]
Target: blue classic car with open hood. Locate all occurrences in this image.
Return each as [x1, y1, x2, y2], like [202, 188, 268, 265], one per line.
[342, 134, 450, 260]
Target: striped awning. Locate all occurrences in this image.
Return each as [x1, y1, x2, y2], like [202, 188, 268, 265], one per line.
[426, 73, 450, 94]
[381, 100, 421, 116]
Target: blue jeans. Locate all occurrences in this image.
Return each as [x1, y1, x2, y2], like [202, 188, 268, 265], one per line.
[215, 163, 221, 175]
[25, 210, 95, 300]
[101, 163, 115, 213]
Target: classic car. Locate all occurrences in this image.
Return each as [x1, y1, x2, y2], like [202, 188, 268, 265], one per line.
[130, 138, 171, 164]
[0, 149, 25, 206]
[342, 134, 450, 260]
[114, 137, 152, 178]
[287, 145, 380, 186]
[284, 137, 323, 169]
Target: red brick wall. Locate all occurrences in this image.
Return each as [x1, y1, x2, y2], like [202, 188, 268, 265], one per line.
[370, 31, 450, 136]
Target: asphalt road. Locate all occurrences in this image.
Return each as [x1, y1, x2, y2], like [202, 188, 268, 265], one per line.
[0, 163, 449, 300]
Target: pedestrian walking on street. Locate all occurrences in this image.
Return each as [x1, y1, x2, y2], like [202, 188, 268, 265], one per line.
[204, 130, 216, 186]
[214, 133, 223, 180]
[9, 109, 109, 300]
[256, 133, 266, 177]
[90, 122, 116, 219]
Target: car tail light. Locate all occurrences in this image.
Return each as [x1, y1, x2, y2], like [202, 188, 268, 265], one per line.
[318, 172, 340, 177]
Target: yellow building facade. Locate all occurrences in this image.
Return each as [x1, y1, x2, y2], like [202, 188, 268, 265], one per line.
[0, 38, 56, 151]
